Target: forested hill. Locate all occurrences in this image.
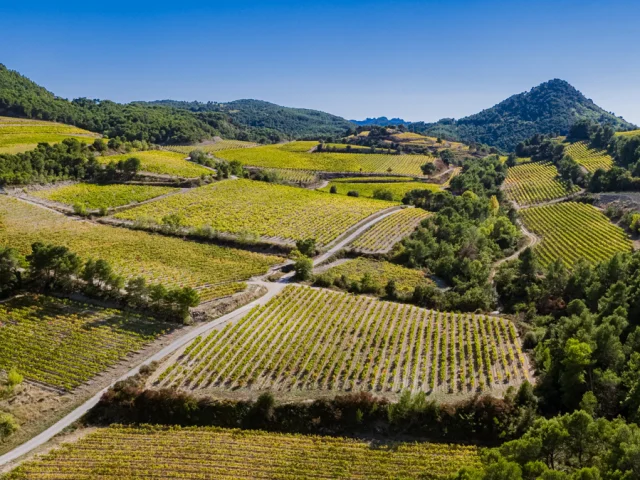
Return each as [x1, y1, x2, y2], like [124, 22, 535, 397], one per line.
[0, 64, 281, 144]
[410, 79, 637, 151]
[141, 99, 354, 139]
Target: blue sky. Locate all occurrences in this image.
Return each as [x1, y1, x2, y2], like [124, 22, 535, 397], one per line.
[1, 0, 639, 124]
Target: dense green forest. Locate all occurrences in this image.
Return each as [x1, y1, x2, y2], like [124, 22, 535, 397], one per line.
[409, 80, 636, 151]
[142, 99, 354, 139]
[0, 64, 282, 144]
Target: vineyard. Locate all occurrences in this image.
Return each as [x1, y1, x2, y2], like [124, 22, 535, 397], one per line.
[564, 141, 613, 173]
[97, 150, 213, 178]
[0, 196, 280, 300]
[503, 161, 580, 205]
[157, 285, 529, 396]
[259, 168, 319, 185]
[520, 202, 632, 267]
[215, 141, 435, 176]
[164, 139, 259, 154]
[615, 129, 640, 137]
[316, 258, 432, 294]
[350, 208, 430, 254]
[114, 179, 395, 246]
[319, 180, 440, 201]
[31, 183, 178, 210]
[0, 117, 100, 154]
[3, 425, 480, 479]
[0, 295, 170, 390]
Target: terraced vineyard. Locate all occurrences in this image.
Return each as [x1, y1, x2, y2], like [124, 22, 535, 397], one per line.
[615, 129, 640, 137]
[0, 117, 100, 154]
[97, 150, 213, 178]
[259, 168, 319, 185]
[520, 202, 632, 267]
[320, 180, 440, 201]
[564, 141, 613, 173]
[115, 179, 395, 246]
[316, 258, 432, 294]
[31, 183, 178, 210]
[157, 285, 528, 396]
[215, 141, 435, 176]
[3, 425, 480, 479]
[350, 208, 430, 253]
[0, 196, 280, 300]
[0, 295, 170, 390]
[165, 139, 259, 154]
[504, 161, 580, 205]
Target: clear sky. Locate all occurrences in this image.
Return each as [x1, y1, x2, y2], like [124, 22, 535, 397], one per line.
[1, 0, 639, 124]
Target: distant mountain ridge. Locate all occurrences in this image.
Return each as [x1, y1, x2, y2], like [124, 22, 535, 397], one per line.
[408, 79, 636, 150]
[351, 117, 407, 127]
[141, 99, 354, 139]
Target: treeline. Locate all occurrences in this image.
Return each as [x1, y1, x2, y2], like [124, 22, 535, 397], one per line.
[0, 138, 149, 185]
[88, 374, 536, 445]
[0, 64, 281, 144]
[0, 242, 199, 322]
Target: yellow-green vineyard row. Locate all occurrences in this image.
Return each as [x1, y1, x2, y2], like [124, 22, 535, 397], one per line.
[157, 286, 528, 395]
[319, 180, 440, 202]
[504, 161, 580, 205]
[164, 139, 259, 154]
[0, 117, 100, 154]
[2, 425, 480, 479]
[97, 150, 213, 178]
[0, 295, 170, 390]
[31, 183, 178, 210]
[115, 179, 395, 246]
[350, 208, 430, 253]
[0, 196, 280, 299]
[316, 258, 432, 294]
[215, 141, 435, 176]
[520, 202, 632, 267]
[564, 141, 613, 173]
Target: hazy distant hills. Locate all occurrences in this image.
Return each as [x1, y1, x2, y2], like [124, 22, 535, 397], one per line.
[351, 117, 407, 127]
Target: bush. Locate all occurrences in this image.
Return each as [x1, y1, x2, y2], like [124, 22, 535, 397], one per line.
[347, 190, 360, 197]
[0, 412, 18, 440]
[373, 189, 394, 201]
[7, 368, 23, 388]
[73, 203, 88, 216]
[329, 185, 337, 194]
[294, 256, 313, 281]
[295, 238, 317, 257]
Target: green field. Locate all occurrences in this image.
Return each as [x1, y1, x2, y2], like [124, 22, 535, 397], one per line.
[520, 202, 632, 267]
[157, 285, 529, 395]
[0, 196, 280, 300]
[0, 116, 100, 154]
[316, 258, 432, 294]
[504, 161, 580, 205]
[31, 183, 178, 210]
[3, 425, 480, 479]
[114, 179, 396, 246]
[320, 180, 440, 201]
[97, 150, 213, 178]
[0, 295, 170, 390]
[564, 141, 613, 173]
[215, 141, 435, 176]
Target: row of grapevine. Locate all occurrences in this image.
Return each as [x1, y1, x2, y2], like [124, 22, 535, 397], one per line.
[114, 179, 395, 246]
[520, 202, 632, 267]
[0, 295, 170, 390]
[157, 285, 529, 395]
[504, 161, 580, 205]
[4, 425, 480, 479]
[350, 208, 430, 253]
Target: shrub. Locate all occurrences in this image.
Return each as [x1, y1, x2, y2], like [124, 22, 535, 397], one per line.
[7, 368, 23, 388]
[330, 185, 337, 194]
[294, 256, 313, 281]
[373, 188, 394, 201]
[347, 190, 360, 197]
[0, 412, 18, 440]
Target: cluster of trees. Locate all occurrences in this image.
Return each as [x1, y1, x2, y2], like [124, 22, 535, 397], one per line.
[409, 79, 636, 151]
[188, 149, 244, 179]
[395, 158, 519, 311]
[496, 250, 640, 421]
[0, 64, 280, 144]
[0, 243, 199, 322]
[0, 138, 146, 186]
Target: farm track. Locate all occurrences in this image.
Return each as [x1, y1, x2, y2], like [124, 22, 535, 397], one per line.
[0, 204, 403, 468]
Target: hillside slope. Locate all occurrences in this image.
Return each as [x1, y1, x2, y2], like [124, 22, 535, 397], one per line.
[0, 64, 276, 144]
[143, 99, 354, 138]
[410, 79, 636, 151]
